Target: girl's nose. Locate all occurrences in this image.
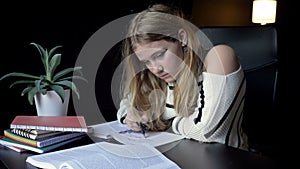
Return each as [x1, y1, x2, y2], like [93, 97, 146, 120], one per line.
[149, 64, 163, 74]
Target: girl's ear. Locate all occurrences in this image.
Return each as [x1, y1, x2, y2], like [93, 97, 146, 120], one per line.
[177, 29, 188, 46]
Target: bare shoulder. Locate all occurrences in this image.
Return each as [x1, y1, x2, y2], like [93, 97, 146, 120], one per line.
[204, 44, 240, 75]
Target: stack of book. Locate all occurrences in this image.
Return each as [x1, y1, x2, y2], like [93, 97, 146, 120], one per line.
[0, 115, 89, 153]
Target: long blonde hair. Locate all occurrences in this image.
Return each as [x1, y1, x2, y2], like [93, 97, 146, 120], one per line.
[120, 4, 205, 131]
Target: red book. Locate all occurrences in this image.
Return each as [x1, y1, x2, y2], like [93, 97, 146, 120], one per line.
[10, 116, 88, 132]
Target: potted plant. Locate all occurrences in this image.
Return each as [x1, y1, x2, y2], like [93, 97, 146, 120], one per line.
[0, 42, 87, 116]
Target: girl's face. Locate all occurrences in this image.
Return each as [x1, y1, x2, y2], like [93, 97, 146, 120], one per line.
[134, 40, 184, 83]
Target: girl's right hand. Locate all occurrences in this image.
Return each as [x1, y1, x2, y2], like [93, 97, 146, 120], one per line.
[125, 111, 149, 131]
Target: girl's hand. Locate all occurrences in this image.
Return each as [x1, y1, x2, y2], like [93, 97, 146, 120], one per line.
[125, 111, 149, 131]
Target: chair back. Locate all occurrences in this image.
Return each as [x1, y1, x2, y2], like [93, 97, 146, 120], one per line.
[201, 26, 278, 154]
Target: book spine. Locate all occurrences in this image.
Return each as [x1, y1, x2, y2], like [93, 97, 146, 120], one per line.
[4, 130, 37, 147]
[12, 129, 63, 140]
[37, 132, 85, 147]
[10, 125, 88, 132]
[1, 135, 86, 154]
[4, 130, 85, 148]
[0, 137, 43, 153]
[12, 129, 37, 139]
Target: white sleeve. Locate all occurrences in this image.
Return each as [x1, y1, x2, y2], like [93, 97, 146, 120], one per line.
[116, 98, 129, 124]
[171, 72, 233, 141]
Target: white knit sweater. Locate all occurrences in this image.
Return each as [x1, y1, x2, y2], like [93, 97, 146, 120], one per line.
[168, 66, 248, 150]
[117, 66, 248, 151]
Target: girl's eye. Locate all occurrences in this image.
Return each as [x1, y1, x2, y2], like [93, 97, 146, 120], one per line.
[141, 49, 167, 68]
[156, 49, 167, 58]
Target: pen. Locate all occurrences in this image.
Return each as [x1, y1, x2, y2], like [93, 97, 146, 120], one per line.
[137, 122, 149, 138]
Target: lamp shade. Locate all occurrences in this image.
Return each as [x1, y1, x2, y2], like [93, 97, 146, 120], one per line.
[252, 0, 277, 25]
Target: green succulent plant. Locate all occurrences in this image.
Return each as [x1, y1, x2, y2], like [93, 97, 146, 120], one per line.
[0, 42, 87, 105]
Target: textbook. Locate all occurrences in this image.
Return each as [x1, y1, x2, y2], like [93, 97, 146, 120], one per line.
[0, 135, 86, 154]
[4, 129, 86, 147]
[26, 142, 181, 169]
[11, 128, 63, 140]
[10, 115, 88, 132]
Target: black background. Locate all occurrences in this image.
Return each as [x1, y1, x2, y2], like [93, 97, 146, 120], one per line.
[0, 0, 193, 129]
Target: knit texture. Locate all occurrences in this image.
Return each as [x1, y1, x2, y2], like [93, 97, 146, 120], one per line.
[170, 66, 248, 150]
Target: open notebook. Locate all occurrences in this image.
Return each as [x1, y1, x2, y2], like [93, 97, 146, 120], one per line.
[89, 120, 185, 147]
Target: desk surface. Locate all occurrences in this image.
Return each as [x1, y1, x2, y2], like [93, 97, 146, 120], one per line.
[0, 136, 287, 169]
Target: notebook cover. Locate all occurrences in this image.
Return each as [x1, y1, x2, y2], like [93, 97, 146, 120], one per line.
[10, 116, 88, 132]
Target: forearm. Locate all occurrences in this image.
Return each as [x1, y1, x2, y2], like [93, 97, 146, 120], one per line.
[172, 113, 207, 141]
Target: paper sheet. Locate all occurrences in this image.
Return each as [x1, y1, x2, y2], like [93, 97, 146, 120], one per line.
[89, 121, 185, 147]
[26, 142, 181, 169]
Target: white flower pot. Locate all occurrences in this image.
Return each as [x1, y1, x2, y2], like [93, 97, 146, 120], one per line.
[34, 89, 70, 116]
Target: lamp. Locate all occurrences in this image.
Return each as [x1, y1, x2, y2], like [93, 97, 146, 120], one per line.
[252, 0, 277, 25]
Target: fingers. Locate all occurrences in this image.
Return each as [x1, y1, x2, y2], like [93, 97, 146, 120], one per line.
[125, 111, 149, 131]
[125, 117, 141, 131]
[140, 113, 149, 123]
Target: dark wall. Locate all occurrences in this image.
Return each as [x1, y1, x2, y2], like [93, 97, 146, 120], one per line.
[192, 0, 253, 26]
[0, 0, 192, 132]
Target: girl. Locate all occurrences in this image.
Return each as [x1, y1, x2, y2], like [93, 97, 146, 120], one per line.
[117, 4, 248, 151]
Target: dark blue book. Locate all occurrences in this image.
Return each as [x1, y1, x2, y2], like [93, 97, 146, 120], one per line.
[0, 135, 86, 154]
[4, 129, 86, 147]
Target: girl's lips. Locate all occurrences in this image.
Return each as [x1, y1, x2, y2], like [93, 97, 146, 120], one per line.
[159, 73, 169, 79]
